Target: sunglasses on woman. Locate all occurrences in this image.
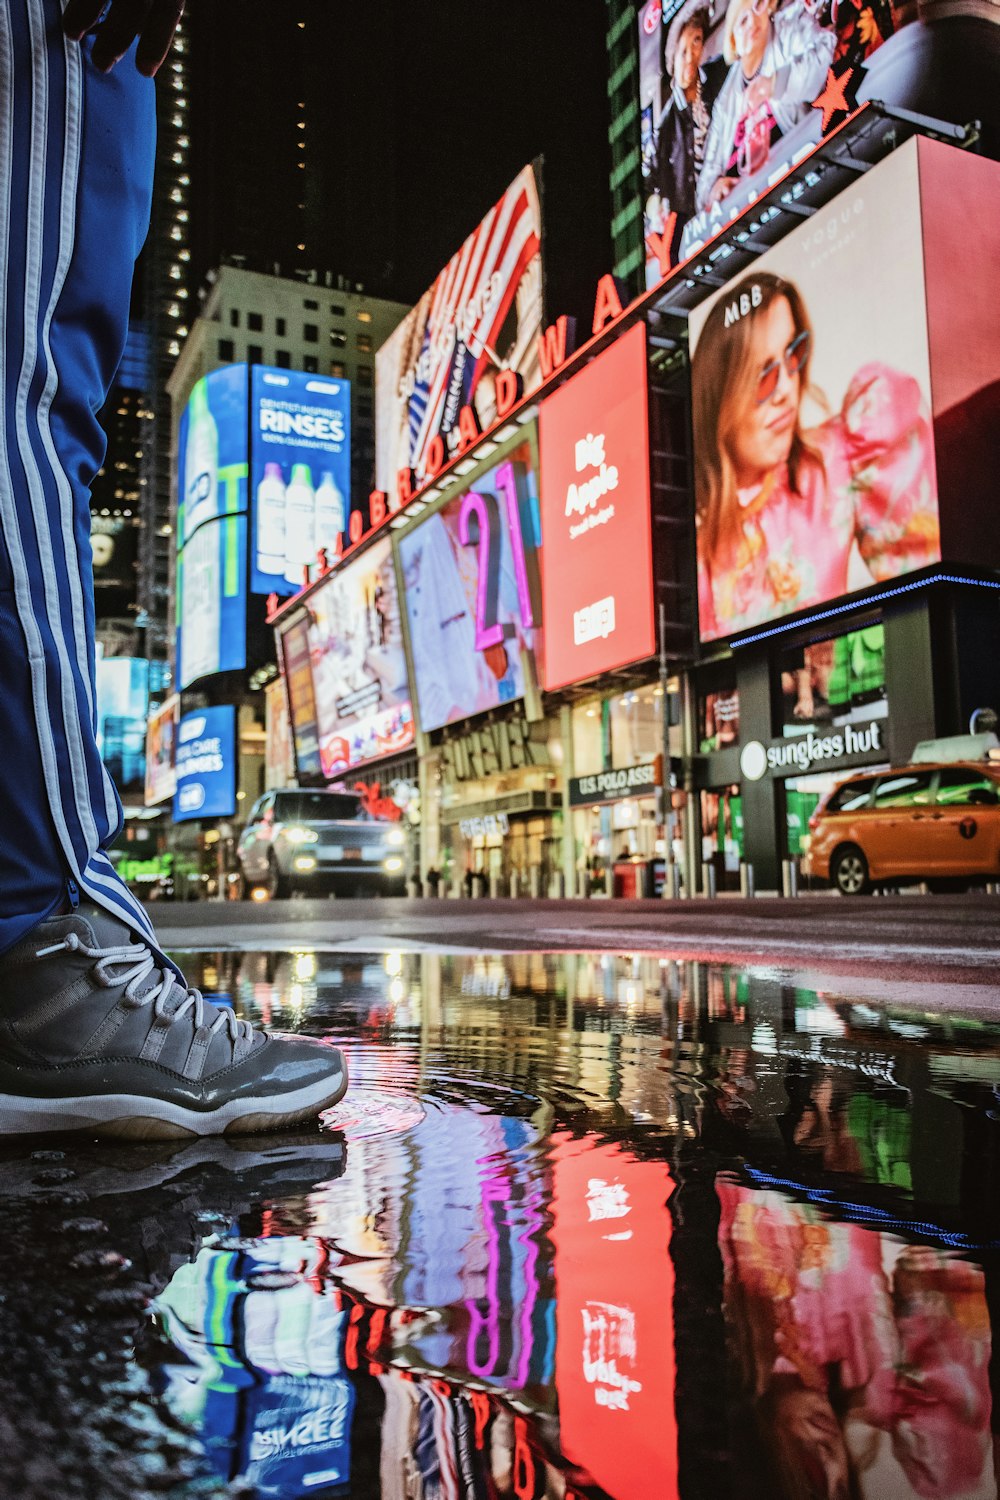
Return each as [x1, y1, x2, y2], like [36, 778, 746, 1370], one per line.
[756, 329, 810, 405]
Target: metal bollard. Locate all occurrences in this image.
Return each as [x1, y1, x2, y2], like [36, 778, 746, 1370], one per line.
[781, 858, 799, 898]
[740, 861, 755, 898]
[451, 876, 463, 899]
[509, 870, 520, 899]
[529, 865, 542, 900]
[701, 861, 717, 899]
[489, 872, 501, 899]
[668, 863, 682, 900]
[553, 870, 566, 899]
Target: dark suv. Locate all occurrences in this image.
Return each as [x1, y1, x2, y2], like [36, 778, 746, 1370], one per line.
[237, 789, 407, 898]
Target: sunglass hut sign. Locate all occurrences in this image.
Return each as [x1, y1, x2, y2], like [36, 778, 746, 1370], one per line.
[740, 719, 885, 781]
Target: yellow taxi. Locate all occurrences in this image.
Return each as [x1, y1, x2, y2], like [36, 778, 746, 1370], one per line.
[801, 758, 1000, 894]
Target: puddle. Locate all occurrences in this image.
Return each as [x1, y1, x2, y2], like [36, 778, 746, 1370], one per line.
[1, 950, 998, 1499]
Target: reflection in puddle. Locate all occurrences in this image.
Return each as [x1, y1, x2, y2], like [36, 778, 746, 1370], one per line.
[12, 950, 997, 1499]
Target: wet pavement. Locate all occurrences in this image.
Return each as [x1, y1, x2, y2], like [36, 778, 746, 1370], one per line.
[1, 947, 999, 1499]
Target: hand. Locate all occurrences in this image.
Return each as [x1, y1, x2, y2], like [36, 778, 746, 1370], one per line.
[745, 74, 774, 113]
[708, 175, 738, 207]
[62, 0, 185, 77]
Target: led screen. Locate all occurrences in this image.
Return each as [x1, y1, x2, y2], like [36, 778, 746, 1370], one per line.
[397, 442, 541, 733]
[175, 366, 249, 688]
[375, 165, 542, 491]
[95, 651, 148, 796]
[297, 535, 414, 777]
[637, 0, 921, 286]
[144, 694, 179, 807]
[250, 367, 351, 598]
[690, 146, 939, 643]
[279, 614, 322, 782]
[173, 706, 237, 822]
[538, 325, 655, 690]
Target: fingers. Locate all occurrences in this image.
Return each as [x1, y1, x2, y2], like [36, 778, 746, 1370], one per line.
[135, 0, 186, 77]
[63, 0, 184, 77]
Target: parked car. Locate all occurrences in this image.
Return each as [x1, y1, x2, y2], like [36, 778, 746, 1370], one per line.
[801, 759, 1000, 894]
[237, 788, 407, 898]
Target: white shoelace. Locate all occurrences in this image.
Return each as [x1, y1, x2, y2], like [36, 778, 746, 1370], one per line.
[35, 932, 255, 1047]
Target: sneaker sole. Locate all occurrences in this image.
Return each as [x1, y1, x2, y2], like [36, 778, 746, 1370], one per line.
[0, 1062, 348, 1140]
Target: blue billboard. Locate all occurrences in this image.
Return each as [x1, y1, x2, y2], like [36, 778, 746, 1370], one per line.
[173, 706, 237, 822]
[175, 367, 249, 690]
[250, 367, 351, 598]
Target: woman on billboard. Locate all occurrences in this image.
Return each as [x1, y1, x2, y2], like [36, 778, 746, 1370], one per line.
[693, 272, 940, 640]
[696, 0, 835, 214]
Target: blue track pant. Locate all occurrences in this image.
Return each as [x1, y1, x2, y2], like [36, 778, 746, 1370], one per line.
[0, 0, 159, 954]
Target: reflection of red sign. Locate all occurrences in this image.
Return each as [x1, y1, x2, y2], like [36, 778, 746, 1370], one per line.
[539, 324, 655, 690]
[550, 1135, 677, 1500]
[353, 782, 403, 823]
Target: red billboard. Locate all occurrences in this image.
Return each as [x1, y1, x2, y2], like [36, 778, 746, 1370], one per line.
[538, 324, 655, 690]
[550, 1137, 678, 1500]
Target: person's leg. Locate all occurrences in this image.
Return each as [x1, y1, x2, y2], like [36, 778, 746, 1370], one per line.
[0, 0, 156, 955]
[0, 2, 347, 1136]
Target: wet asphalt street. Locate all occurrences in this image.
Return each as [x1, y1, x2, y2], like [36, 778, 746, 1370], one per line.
[0, 904, 998, 1498]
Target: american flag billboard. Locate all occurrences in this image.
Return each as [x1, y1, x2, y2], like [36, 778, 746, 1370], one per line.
[375, 164, 543, 492]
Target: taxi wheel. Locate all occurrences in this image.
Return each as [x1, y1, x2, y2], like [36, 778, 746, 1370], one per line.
[832, 845, 870, 896]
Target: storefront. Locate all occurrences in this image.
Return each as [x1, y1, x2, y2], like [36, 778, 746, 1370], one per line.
[567, 687, 673, 895]
[694, 584, 1000, 889]
[425, 713, 564, 896]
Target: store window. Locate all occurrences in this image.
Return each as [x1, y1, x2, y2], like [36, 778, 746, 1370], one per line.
[247, 344, 262, 365]
[217, 338, 234, 361]
[247, 312, 263, 332]
[330, 303, 345, 317]
[275, 349, 290, 368]
[780, 622, 886, 734]
[357, 365, 373, 387]
[229, 308, 239, 328]
[609, 687, 663, 766]
[303, 354, 318, 373]
[701, 786, 743, 881]
[329, 360, 346, 378]
[276, 317, 287, 336]
[357, 333, 373, 353]
[699, 689, 739, 754]
[303, 323, 319, 343]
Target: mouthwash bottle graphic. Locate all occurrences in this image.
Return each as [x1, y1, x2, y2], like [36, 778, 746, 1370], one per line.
[180, 522, 220, 685]
[284, 463, 315, 586]
[314, 471, 345, 558]
[183, 378, 219, 543]
[256, 462, 287, 575]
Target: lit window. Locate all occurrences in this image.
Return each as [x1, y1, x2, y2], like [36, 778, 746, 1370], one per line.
[357, 310, 372, 323]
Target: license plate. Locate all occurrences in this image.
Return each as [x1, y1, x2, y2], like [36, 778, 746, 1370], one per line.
[344, 848, 362, 862]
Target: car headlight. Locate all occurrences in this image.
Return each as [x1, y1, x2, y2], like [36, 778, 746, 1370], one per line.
[293, 855, 318, 872]
[383, 856, 404, 873]
[387, 828, 405, 848]
[285, 827, 319, 844]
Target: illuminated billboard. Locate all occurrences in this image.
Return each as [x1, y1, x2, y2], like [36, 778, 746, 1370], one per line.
[691, 144, 940, 643]
[175, 366, 248, 689]
[144, 694, 179, 807]
[250, 367, 351, 597]
[637, 0, 922, 285]
[299, 535, 414, 777]
[279, 613, 322, 782]
[173, 706, 237, 822]
[95, 651, 149, 796]
[375, 165, 543, 491]
[538, 324, 655, 690]
[396, 440, 541, 734]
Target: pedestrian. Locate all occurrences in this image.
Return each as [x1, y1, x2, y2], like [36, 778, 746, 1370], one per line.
[0, 0, 347, 1137]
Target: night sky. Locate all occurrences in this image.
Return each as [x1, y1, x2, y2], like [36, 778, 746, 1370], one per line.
[186, 0, 613, 327]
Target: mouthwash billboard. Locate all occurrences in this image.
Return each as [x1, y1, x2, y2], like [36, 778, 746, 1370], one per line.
[250, 368, 351, 598]
[175, 366, 249, 690]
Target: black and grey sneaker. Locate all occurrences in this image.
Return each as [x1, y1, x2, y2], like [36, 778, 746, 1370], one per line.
[0, 904, 348, 1139]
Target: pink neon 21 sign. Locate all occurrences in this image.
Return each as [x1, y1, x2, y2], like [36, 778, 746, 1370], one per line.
[457, 460, 536, 651]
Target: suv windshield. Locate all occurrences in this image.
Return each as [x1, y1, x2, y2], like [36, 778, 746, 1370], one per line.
[275, 793, 363, 822]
